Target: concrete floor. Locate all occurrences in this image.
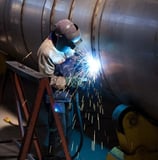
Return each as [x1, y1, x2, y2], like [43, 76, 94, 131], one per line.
[0, 103, 108, 160]
[0, 104, 19, 159]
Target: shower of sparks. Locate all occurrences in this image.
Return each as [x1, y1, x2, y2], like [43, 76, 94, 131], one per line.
[65, 47, 102, 88]
[54, 45, 107, 155]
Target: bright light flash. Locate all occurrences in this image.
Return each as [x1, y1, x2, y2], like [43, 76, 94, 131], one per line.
[87, 56, 101, 78]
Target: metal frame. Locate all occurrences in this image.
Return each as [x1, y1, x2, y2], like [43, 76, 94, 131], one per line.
[5, 61, 71, 160]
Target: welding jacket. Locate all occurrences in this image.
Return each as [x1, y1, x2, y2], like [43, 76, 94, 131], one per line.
[37, 38, 79, 89]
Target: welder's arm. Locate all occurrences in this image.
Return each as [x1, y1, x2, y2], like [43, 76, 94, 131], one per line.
[38, 51, 85, 89]
[40, 61, 67, 89]
[38, 52, 66, 89]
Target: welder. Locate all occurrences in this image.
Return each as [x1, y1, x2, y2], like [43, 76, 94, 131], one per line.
[37, 19, 84, 158]
[37, 19, 83, 89]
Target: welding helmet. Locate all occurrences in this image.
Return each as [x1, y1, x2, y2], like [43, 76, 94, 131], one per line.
[53, 19, 81, 54]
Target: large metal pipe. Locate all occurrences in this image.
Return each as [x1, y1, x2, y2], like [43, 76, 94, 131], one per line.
[1, 0, 158, 121]
[0, 0, 102, 63]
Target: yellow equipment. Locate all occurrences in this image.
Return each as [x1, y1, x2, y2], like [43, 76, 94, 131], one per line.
[107, 104, 158, 160]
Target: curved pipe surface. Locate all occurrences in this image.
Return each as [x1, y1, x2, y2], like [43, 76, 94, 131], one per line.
[1, 0, 158, 120]
[100, 0, 158, 121]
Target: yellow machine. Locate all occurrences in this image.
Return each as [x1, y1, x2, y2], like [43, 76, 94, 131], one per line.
[107, 104, 158, 160]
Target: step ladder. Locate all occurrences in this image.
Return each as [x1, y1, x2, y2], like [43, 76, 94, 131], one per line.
[5, 61, 71, 160]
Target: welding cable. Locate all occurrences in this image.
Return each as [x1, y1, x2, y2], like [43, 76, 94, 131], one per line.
[70, 92, 84, 159]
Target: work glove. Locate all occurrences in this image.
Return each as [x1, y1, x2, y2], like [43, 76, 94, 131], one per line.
[50, 75, 87, 89]
[50, 75, 66, 90]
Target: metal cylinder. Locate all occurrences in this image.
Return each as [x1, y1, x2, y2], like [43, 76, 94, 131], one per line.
[99, 0, 158, 121]
[1, 0, 158, 121]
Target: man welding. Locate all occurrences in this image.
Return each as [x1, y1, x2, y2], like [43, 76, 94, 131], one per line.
[37, 19, 83, 89]
[37, 19, 84, 158]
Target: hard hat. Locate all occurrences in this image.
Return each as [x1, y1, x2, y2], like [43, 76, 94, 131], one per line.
[54, 19, 81, 44]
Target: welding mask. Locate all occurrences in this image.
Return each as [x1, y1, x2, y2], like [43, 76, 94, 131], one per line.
[54, 19, 81, 55]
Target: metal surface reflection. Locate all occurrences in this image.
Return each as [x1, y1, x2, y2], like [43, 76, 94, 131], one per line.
[1, 0, 158, 120]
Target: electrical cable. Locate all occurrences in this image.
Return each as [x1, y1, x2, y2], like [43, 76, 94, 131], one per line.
[71, 92, 84, 159]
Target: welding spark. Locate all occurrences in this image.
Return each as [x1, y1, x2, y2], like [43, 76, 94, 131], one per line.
[69, 47, 102, 88]
[63, 46, 105, 152]
[77, 54, 101, 82]
[86, 56, 101, 79]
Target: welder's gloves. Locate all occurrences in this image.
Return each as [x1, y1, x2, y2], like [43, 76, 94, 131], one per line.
[50, 75, 66, 90]
[50, 75, 87, 89]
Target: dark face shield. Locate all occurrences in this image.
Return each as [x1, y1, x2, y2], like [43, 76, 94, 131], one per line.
[55, 34, 77, 53]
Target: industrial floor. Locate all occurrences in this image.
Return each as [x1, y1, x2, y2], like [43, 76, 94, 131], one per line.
[0, 103, 108, 160]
